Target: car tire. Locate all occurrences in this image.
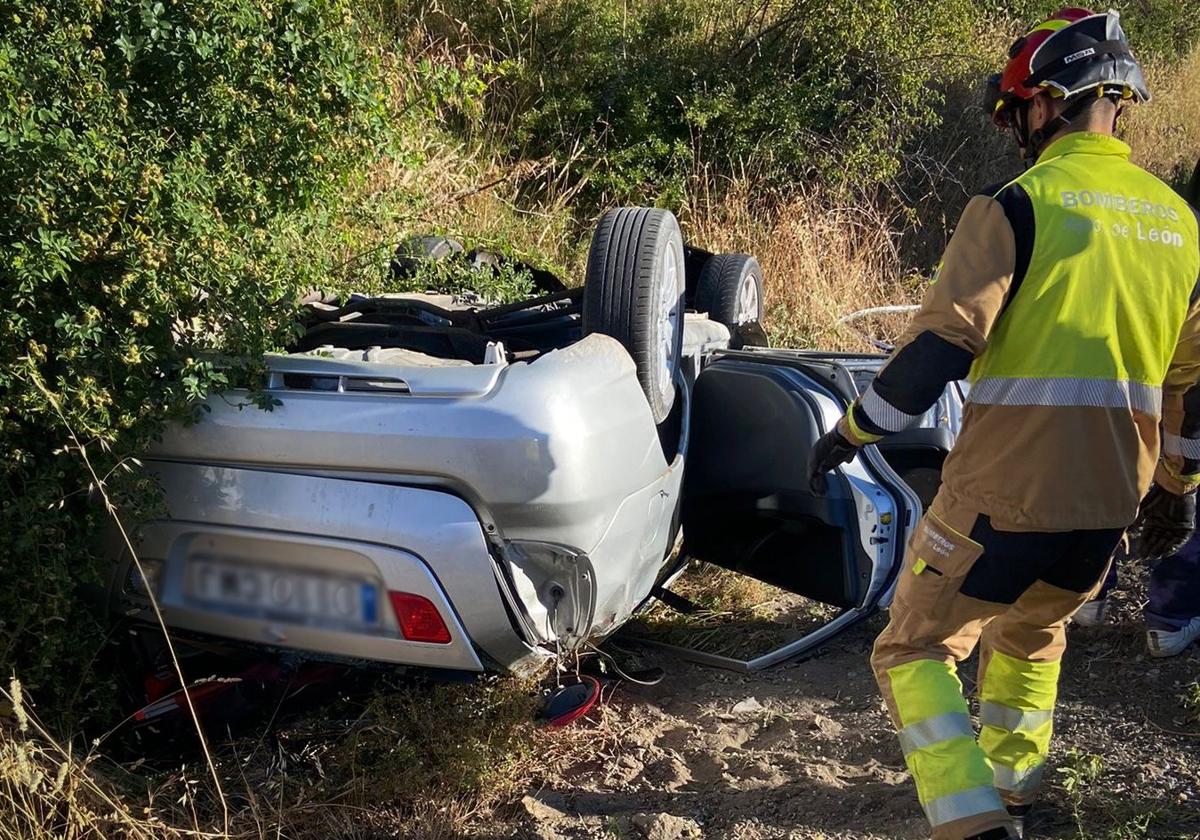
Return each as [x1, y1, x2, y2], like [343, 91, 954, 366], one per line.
[694, 253, 764, 328]
[583, 208, 686, 425]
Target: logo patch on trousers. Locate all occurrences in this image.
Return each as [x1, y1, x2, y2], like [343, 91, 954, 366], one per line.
[922, 522, 956, 558]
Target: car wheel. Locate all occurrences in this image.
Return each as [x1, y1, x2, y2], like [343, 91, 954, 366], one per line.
[583, 208, 686, 425]
[695, 253, 764, 328]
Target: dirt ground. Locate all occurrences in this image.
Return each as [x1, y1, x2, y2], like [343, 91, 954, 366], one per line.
[26, 565, 1194, 840]
[508, 570, 1200, 840]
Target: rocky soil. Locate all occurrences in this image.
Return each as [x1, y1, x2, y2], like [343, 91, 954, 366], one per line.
[510, 570, 1200, 840]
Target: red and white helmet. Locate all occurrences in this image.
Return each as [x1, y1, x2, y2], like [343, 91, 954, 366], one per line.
[987, 7, 1149, 129]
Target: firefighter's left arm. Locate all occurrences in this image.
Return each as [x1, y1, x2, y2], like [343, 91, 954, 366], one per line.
[836, 186, 1030, 445]
[1155, 297, 1200, 495]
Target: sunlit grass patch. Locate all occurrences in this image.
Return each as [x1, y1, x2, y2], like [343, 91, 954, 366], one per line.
[624, 562, 840, 659]
[1, 673, 583, 840]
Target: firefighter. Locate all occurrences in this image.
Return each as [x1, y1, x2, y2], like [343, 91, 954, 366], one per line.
[808, 8, 1200, 840]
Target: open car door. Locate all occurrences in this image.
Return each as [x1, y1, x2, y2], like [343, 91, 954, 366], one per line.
[668, 348, 964, 671]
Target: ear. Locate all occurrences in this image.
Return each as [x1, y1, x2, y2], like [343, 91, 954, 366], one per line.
[1028, 93, 1053, 127]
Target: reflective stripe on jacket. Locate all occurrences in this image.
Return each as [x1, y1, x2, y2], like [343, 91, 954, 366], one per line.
[838, 132, 1200, 530]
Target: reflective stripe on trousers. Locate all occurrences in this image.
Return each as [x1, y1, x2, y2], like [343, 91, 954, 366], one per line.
[992, 761, 1046, 795]
[978, 701, 1053, 732]
[898, 711, 973, 755]
[968, 376, 1162, 416]
[924, 787, 1011, 828]
[978, 650, 1060, 802]
[888, 659, 1006, 827]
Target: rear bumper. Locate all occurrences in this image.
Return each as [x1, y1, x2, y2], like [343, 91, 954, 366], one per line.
[151, 335, 670, 555]
[111, 464, 548, 674]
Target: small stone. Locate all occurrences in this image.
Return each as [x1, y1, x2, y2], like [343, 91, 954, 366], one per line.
[610, 754, 644, 785]
[644, 755, 693, 791]
[731, 697, 764, 714]
[632, 812, 701, 840]
[809, 713, 844, 739]
[685, 750, 727, 785]
[521, 795, 566, 824]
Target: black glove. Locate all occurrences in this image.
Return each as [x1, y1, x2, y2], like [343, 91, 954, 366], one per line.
[808, 428, 860, 493]
[1131, 484, 1197, 560]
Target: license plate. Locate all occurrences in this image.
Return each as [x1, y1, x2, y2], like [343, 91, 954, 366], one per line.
[185, 556, 379, 629]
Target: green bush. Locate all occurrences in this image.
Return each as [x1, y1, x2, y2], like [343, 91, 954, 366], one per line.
[397, 0, 977, 204]
[0, 0, 387, 723]
[977, 1, 1200, 59]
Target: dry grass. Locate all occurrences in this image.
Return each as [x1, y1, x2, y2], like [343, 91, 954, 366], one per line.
[327, 148, 922, 354]
[2, 679, 165, 840]
[670, 562, 776, 615]
[623, 563, 841, 658]
[1, 673, 579, 840]
[317, 139, 590, 301]
[1123, 46, 1200, 186]
[686, 179, 924, 351]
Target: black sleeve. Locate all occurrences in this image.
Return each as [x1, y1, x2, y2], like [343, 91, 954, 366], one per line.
[848, 184, 1032, 439]
[993, 182, 1035, 315]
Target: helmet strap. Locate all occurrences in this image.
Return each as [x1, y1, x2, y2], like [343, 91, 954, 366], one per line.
[1012, 102, 1037, 163]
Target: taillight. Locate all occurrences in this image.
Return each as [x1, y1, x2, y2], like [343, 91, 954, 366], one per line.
[388, 591, 452, 644]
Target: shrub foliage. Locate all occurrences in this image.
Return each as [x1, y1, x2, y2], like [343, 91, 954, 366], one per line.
[0, 0, 385, 718]
[403, 0, 977, 203]
[980, 0, 1200, 59]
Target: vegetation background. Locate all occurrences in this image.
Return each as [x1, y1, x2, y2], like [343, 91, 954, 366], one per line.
[1, 0, 1198, 837]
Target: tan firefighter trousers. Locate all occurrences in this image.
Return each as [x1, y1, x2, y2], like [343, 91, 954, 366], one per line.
[870, 494, 1123, 840]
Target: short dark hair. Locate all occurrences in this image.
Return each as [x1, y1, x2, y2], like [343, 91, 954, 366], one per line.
[1047, 91, 1120, 122]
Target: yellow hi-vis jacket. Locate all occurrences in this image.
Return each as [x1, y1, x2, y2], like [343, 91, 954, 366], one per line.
[839, 132, 1200, 531]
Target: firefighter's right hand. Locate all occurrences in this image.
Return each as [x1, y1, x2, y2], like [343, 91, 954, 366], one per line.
[808, 428, 859, 494]
[1131, 484, 1197, 560]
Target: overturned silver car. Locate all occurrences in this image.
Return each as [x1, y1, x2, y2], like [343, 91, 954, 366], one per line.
[109, 207, 963, 692]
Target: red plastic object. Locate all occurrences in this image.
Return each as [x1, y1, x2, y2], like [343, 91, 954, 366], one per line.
[133, 679, 234, 722]
[388, 591, 452, 644]
[547, 675, 601, 728]
[142, 671, 177, 703]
